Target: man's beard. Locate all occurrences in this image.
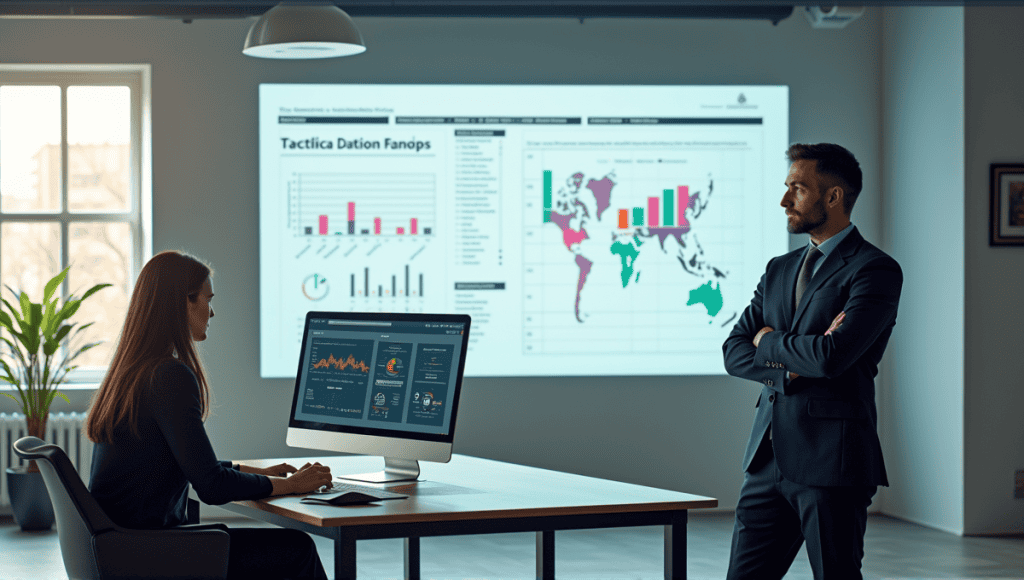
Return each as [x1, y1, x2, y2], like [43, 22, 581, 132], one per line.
[786, 197, 828, 234]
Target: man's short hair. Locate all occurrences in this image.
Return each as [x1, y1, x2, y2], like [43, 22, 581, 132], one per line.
[786, 143, 862, 214]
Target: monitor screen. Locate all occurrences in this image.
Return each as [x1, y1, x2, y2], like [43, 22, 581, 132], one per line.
[288, 311, 471, 444]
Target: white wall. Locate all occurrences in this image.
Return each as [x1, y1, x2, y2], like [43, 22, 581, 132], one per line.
[963, 6, 1024, 535]
[879, 6, 966, 534]
[0, 11, 885, 511]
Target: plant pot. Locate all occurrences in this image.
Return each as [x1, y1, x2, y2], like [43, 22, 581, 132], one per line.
[5, 467, 55, 531]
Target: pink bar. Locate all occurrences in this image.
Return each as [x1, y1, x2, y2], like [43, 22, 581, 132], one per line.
[347, 202, 355, 222]
[318, 215, 328, 235]
[397, 227, 405, 234]
[678, 186, 690, 226]
[374, 217, 381, 235]
[410, 218, 418, 235]
[647, 197, 659, 228]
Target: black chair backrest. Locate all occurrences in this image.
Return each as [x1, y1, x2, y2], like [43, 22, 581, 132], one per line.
[13, 436, 116, 580]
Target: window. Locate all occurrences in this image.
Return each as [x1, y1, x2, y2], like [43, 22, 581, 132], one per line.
[0, 66, 150, 383]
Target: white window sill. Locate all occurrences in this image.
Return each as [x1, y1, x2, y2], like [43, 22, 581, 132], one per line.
[1, 383, 99, 391]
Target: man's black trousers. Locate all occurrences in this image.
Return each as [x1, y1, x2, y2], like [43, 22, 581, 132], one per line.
[726, 438, 877, 580]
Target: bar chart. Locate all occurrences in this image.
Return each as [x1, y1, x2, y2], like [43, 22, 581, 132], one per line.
[292, 172, 436, 238]
[346, 266, 425, 298]
[615, 186, 692, 230]
[540, 165, 694, 231]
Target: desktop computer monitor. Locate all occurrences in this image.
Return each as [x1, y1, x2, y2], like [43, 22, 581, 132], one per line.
[286, 311, 471, 482]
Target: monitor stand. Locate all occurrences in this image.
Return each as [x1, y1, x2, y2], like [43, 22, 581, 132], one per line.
[340, 457, 420, 483]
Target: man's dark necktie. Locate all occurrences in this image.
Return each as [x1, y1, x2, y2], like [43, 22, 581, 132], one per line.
[794, 246, 823, 310]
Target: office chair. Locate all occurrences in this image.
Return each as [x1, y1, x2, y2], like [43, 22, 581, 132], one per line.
[12, 436, 230, 580]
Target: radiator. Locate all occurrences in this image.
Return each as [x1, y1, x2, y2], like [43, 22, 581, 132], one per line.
[0, 412, 92, 511]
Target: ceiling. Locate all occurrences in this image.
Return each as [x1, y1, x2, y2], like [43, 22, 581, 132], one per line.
[0, 1, 1008, 23]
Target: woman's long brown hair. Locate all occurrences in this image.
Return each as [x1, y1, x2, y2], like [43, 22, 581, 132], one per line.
[86, 251, 212, 443]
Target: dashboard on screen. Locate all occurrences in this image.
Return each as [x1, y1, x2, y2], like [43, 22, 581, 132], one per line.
[259, 84, 789, 378]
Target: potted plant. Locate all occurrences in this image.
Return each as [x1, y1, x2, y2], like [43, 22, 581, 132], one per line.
[0, 267, 108, 531]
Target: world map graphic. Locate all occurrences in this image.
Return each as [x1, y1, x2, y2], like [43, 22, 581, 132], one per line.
[544, 170, 737, 327]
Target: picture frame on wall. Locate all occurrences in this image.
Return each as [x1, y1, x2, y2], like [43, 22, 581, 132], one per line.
[990, 163, 1024, 246]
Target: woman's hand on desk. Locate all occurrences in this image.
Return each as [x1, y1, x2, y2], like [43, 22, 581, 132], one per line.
[268, 462, 333, 496]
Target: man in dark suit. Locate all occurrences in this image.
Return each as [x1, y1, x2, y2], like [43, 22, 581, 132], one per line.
[722, 143, 902, 580]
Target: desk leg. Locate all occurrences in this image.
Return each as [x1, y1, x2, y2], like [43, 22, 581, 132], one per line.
[334, 530, 357, 580]
[404, 536, 421, 580]
[536, 530, 555, 580]
[664, 511, 687, 580]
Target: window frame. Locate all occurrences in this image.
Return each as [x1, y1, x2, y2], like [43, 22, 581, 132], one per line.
[0, 65, 152, 385]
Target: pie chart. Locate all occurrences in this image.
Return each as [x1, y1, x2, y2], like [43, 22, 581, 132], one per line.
[302, 274, 329, 301]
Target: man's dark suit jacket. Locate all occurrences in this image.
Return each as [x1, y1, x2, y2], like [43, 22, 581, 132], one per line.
[723, 227, 902, 488]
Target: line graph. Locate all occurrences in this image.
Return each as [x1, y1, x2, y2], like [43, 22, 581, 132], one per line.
[312, 353, 371, 373]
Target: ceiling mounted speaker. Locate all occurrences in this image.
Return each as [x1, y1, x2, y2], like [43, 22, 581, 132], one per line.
[804, 6, 865, 29]
[243, 3, 366, 59]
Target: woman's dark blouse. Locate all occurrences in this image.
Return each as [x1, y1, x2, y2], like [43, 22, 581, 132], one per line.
[89, 361, 272, 529]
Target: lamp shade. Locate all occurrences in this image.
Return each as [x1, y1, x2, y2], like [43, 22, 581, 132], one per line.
[243, 3, 366, 59]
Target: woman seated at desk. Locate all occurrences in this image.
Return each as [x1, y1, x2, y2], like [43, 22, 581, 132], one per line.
[87, 250, 332, 580]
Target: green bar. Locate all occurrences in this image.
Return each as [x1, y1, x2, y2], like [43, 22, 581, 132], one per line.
[543, 170, 553, 222]
[663, 189, 674, 226]
[632, 207, 644, 226]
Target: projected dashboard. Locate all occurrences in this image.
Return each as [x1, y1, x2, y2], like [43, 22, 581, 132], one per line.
[259, 84, 789, 378]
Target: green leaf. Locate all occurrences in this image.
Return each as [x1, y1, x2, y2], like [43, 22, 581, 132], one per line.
[19, 291, 31, 320]
[42, 297, 58, 335]
[5, 331, 25, 352]
[9, 329, 28, 351]
[54, 300, 82, 327]
[28, 303, 42, 328]
[2, 297, 23, 322]
[73, 342, 101, 357]
[8, 307, 29, 336]
[1, 392, 27, 415]
[43, 268, 69, 303]
[14, 300, 41, 339]
[1, 336, 29, 371]
[0, 309, 11, 331]
[43, 389, 70, 413]
[23, 332, 40, 356]
[80, 283, 111, 302]
[53, 324, 72, 343]
[43, 339, 59, 357]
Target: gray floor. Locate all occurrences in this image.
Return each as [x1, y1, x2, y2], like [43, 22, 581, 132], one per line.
[1, 512, 1022, 579]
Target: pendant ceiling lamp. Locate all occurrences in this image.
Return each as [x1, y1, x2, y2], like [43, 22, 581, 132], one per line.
[243, 2, 366, 59]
